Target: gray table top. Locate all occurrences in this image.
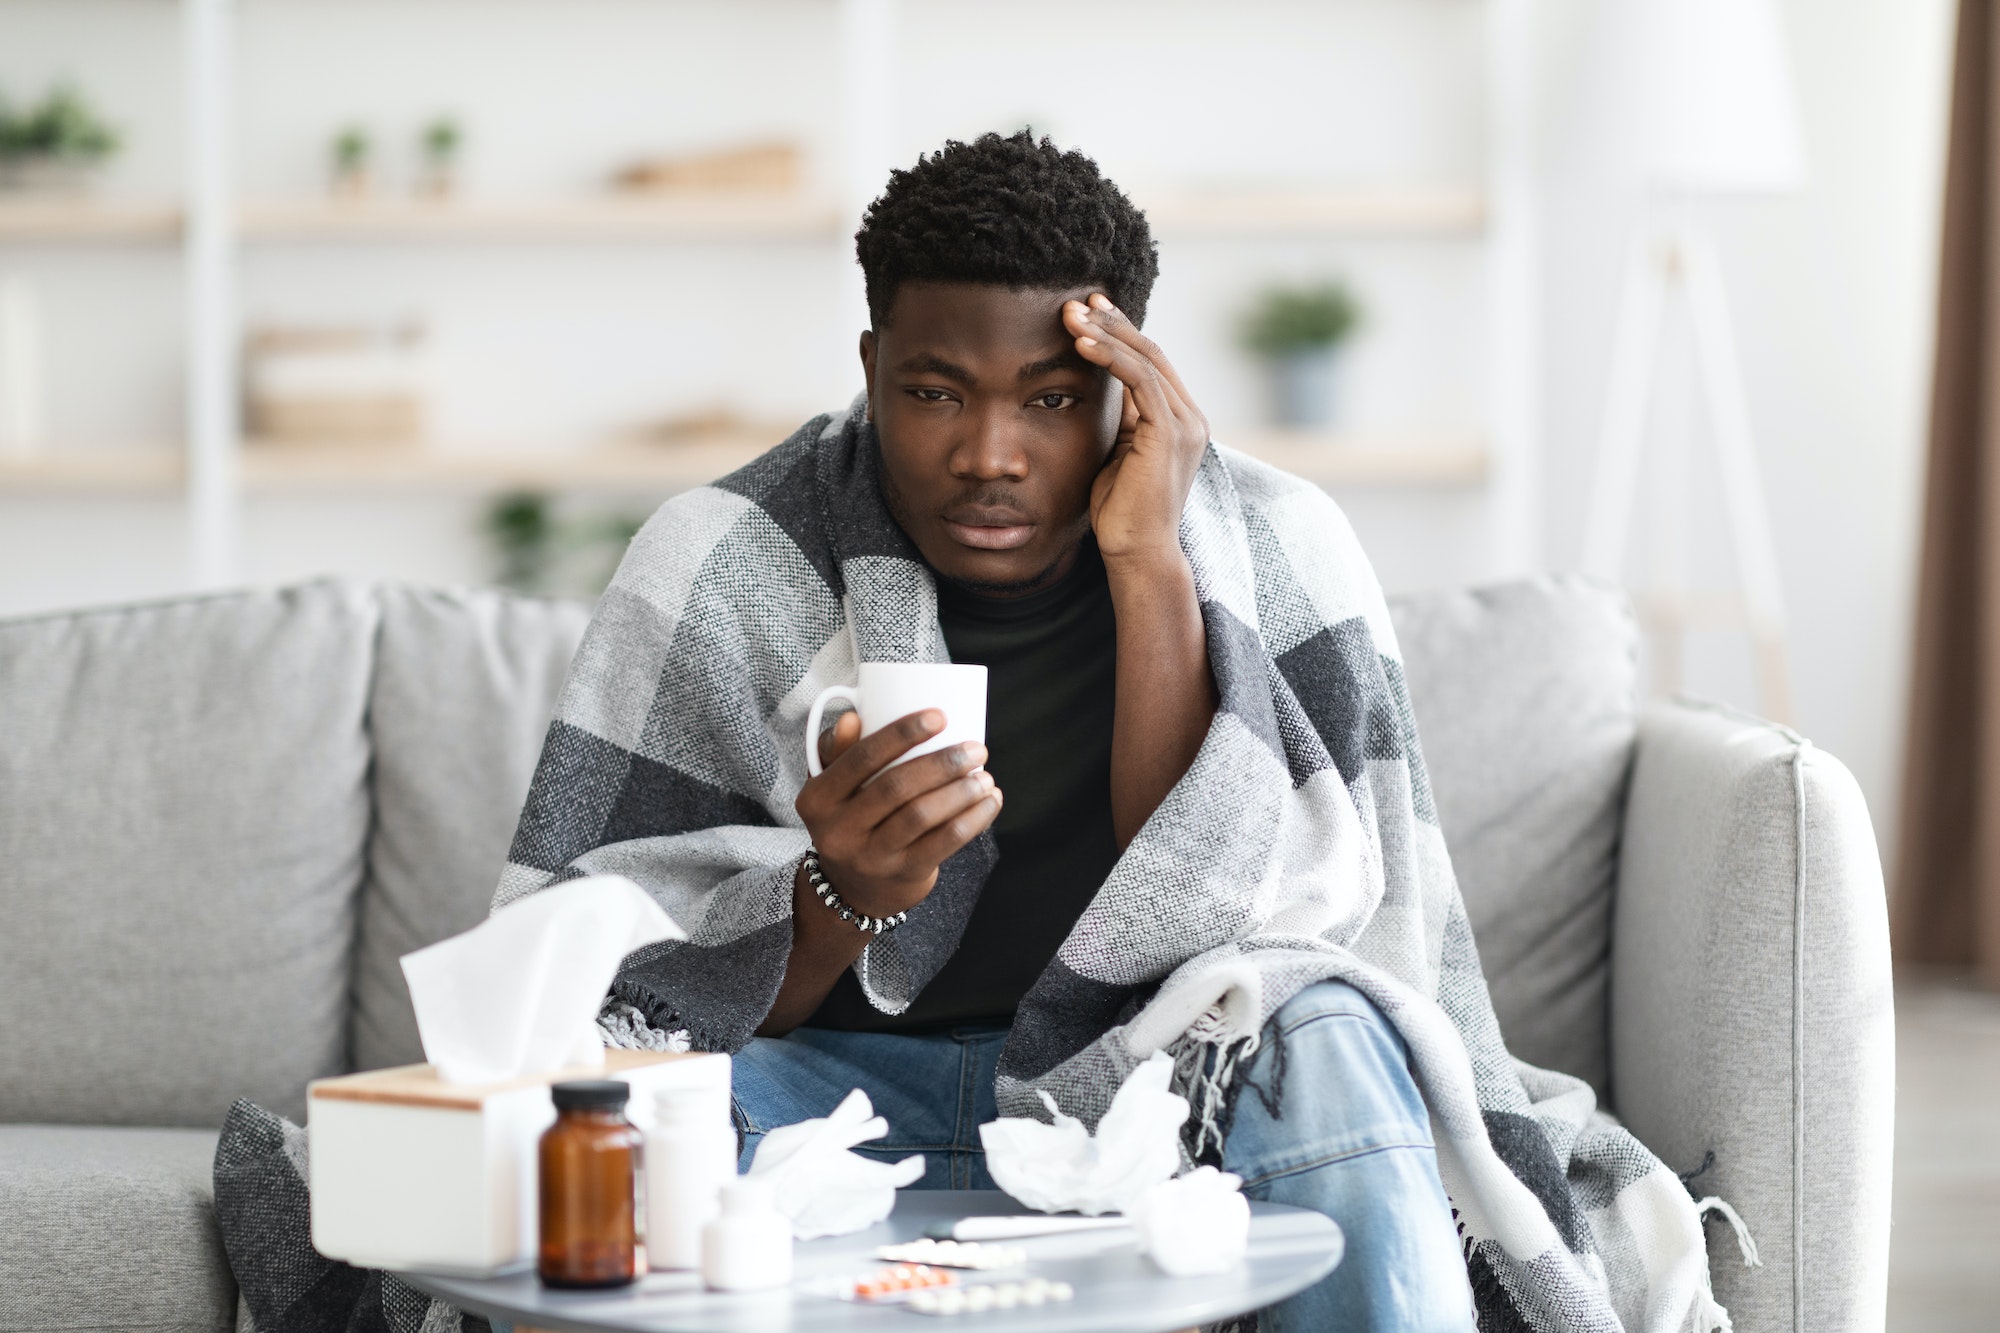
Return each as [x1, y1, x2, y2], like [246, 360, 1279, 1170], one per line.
[405, 1190, 1342, 1333]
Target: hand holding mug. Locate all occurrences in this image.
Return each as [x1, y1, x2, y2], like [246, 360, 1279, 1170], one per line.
[793, 664, 999, 919]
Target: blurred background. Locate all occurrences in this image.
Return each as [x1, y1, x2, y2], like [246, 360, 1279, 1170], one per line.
[0, 1, 1990, 1325]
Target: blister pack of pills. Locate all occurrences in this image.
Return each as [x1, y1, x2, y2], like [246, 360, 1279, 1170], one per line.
[812, 1263, 960, 1303]
[905, 1278, 1075, 1316]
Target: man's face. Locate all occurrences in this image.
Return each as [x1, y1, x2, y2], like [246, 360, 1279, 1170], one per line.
[862, 281, 1122, 593]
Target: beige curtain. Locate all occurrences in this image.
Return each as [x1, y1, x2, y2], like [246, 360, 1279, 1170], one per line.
[1897, 0, 2000, 984]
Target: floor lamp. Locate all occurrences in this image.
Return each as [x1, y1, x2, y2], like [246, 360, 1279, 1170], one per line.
[1573, 0, 1806, 723]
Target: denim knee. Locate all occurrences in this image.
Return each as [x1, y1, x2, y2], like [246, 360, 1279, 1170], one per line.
[1225, 979, 1434, 1188]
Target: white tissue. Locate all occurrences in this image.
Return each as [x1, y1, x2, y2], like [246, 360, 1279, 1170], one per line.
[978, 1051, 1190, 1216]
[400, 875, 683, 1084]
[1131, 1166, 1251, 1276]
[746, 1088, 925, 1239]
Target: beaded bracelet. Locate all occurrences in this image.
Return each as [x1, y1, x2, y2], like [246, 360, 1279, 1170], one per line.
[803, 848, 908, 935]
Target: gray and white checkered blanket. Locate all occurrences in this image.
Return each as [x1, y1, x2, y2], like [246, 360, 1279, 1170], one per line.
[211, 398, 1729, 1333]
[492, 398, 1730, 1332]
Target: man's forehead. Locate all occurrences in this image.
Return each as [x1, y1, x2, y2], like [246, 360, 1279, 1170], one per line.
[885, 281, 1091, 335]
[882, 281, 1096, 372]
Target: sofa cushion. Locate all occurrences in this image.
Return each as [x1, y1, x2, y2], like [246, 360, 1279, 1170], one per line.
[0, 582, 375, 1126]
[0, 1125, 235, 1332]
[1388, 575, 1637, 1097]
[352, 585, 591, 1072]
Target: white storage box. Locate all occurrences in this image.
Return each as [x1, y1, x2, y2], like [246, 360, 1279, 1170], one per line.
[309, 1047, 730, 1275]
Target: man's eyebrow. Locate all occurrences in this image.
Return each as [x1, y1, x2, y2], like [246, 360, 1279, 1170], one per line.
[895, 353, 974, 384]
[1017, 352, 1092, 380]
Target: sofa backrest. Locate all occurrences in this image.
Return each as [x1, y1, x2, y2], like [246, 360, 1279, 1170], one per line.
[1388, 575, 1638, 1098]
[0, 582, 377, 1127]
[351, 586, 590, 1072]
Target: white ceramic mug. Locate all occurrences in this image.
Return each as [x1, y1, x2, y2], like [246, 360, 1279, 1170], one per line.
[803, 662, 988, 778]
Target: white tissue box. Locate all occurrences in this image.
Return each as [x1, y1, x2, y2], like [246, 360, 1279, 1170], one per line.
[308, 1048, 730, 1275]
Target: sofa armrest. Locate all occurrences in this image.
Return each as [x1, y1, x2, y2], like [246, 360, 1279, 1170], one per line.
[1610, 698, 1893, 1333]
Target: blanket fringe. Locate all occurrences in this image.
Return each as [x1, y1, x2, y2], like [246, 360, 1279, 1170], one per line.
[1694, 1196, 1762, 1268]
[1179, 1029, 1261, 1162]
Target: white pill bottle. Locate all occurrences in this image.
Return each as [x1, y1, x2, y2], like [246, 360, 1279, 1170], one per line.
[644, 1084, 739, 1270]
[702, 1177, 794, 1291]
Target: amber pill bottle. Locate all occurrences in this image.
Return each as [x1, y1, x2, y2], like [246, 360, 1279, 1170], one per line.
[538, 1080, 646, 1288]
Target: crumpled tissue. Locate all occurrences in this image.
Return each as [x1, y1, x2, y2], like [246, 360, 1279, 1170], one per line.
[746, 1088, 925, 1239]
[978, 1051, 1190, 1216]
[1131, 1166, 1251, 1275]
[401, 875, 682, 1084]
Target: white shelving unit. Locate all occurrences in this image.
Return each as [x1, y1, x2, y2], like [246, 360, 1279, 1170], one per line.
[0, 0, 1539, 592]
[0, 429, 1490, 496]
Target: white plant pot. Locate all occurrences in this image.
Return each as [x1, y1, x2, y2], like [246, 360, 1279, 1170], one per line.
[0, 156, 104, 196]
[1267, 346, 1344, 429]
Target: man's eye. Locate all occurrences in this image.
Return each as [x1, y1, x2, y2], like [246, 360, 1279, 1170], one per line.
[1032, 393, 1077, 410]
[908, 388, 952, 403]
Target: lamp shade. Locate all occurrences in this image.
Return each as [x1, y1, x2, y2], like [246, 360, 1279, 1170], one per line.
[1571, 0, 1806, 195]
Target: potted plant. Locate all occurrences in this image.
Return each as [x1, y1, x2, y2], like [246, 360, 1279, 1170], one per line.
[329, 125, 371, 200]
[1239, 281, 1363, 429]
[0, 84, 121, 194]
[417, 117, 462, 200]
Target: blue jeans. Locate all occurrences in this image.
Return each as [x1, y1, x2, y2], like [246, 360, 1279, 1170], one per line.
[733, 981, 1476, 1331]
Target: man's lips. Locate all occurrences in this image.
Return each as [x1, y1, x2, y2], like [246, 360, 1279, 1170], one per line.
[941, 507, 1036, 551]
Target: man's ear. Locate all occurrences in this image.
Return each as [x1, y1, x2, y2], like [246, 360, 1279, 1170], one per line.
[859, 330, 877, 423]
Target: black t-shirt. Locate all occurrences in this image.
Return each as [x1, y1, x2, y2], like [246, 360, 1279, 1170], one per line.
[804, 540, 1120, 1033]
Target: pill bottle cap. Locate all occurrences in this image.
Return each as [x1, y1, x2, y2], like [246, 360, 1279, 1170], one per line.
[551, 1080, 629, 1111]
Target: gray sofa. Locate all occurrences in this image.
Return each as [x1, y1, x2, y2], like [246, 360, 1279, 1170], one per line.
[0, 575, 1891, 1333]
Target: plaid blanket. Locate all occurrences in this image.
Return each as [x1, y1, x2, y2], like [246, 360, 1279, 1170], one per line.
[212, 398, 1729, 1333]
[495, 398, 1729, 1332]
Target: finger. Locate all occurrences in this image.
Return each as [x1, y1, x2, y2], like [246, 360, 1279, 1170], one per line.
[1065, 305, 1189, 427]
[816, 709, 863, 769]
[819, 708, 944, 799]
[850, 740, 989, 827]
[873, 769, 998, 852]
[900, 790, 1003, 869]
[1083, 293, 1197, 404]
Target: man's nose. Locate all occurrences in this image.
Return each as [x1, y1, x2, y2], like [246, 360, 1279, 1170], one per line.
[949, 403, 1030, 481]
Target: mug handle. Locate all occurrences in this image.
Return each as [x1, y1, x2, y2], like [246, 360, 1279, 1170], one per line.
[804, 684, 861, 778]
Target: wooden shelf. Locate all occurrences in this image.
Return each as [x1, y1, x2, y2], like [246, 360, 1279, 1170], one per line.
[237, 437, 773, 490]
[1143, 186, 1485, 238]
[0, 201, 182, 242]
[1229, 431, 1489, 486]
[0, 449, 180, 491]
[239, 195, 843, 242]
[0, 187, 1484, 245]
[1, 431, 1486, 496]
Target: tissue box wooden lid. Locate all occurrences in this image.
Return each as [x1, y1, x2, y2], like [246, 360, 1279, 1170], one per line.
[310, 1047, 702, 1108]
[308, 1048, 729, 1275]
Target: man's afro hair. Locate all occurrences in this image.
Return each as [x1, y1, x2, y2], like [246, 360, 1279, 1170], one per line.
[855, 130, 1159, 329]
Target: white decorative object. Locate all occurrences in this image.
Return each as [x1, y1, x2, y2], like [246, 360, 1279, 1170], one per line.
[1573, 0, 1804, 721]
[1131, 1166, 1252, 1276]
[401, 875, 683, 1085]
[0, 274, 48, 458]
[978, 1051, 1188, 1217]
[745, 1088, 924, 1239]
